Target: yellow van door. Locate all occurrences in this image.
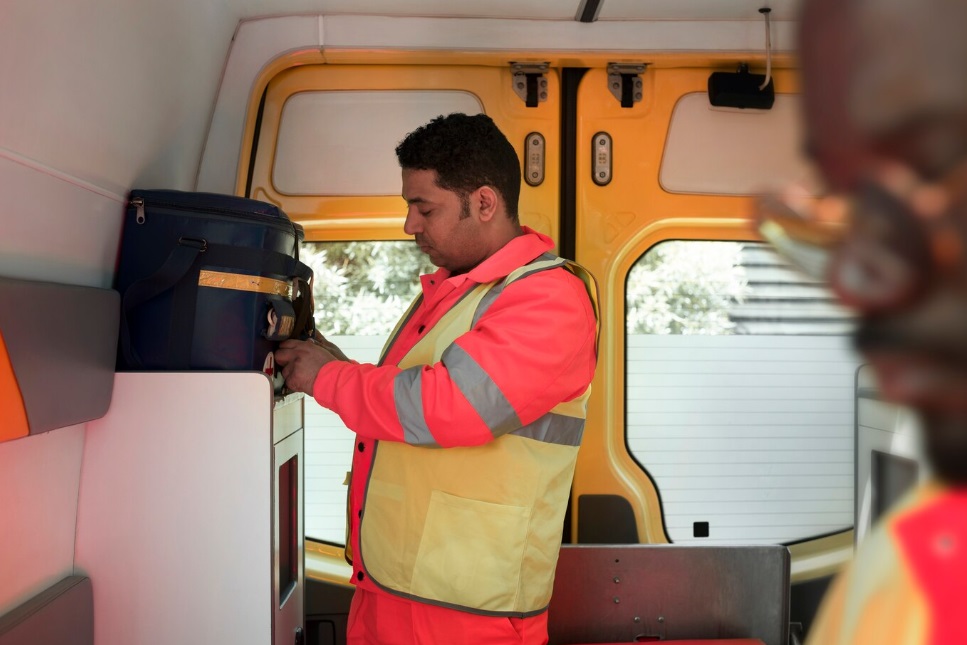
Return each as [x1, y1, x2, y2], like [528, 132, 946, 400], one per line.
[571, 61, 859, 563]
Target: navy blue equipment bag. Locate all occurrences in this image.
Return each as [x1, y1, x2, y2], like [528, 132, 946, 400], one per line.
[115, 189, 314, 377]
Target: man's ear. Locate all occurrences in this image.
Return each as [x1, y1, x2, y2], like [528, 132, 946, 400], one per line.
[475, 186, 499, 222]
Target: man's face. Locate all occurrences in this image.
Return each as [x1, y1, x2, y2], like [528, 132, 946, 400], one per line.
[401, 168, 486, 275]
[800, 6, 967, 484]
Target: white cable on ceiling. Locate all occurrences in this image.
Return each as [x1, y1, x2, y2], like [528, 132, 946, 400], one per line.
[759, 7, 773, 90]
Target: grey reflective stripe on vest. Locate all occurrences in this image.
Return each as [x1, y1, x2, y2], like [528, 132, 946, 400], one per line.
[471, 253, 564, 328]
[441, 343, 521, 438]
[393, 365, 438, 446]
[383, 278, 492, 366]
[392, 253, 579, 445]
[509, 412, 585, 446]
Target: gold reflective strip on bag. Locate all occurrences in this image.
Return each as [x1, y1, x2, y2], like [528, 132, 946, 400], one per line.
[197, 270, 293, 298]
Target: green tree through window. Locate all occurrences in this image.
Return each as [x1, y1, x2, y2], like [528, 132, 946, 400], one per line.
[302, 241, 436, 336]
[626, 241, 748, 335]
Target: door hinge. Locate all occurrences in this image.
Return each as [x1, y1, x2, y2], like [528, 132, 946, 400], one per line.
[607, 63, 646, 108]
[511, 62, 550, 108]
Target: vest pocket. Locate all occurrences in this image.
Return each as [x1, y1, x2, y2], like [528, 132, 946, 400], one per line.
[410, 490, 532, 612]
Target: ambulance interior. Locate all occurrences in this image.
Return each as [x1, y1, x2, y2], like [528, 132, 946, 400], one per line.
[0, 1, 925, 644]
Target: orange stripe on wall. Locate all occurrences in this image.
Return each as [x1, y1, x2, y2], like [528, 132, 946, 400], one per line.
[0, 330, 30, 442]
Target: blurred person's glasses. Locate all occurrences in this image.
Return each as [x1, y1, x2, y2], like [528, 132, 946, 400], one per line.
[755, 158, 967, 312]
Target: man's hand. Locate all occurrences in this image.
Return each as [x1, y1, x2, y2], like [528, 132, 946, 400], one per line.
[275, 338, 341, 394]
[310, 330, 352, 362]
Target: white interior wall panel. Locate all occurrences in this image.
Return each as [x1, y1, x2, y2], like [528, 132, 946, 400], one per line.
[0, 424, 85, 617]
[626, 334, 862, 545]
[74, 372, 274, 645]
[0, 0, 240, 196]
[1, 0, 247, 288]
[196, 15, 321, 195]
[0, 152, 123, 288]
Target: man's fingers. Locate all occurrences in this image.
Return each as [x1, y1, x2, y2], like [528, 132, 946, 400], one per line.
[275, 340, 335, 395]
[274, 347, 293, 365]
[280, 360, 306, 393]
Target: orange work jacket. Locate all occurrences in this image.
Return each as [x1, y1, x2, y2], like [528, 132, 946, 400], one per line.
[312, 228, 598, 618]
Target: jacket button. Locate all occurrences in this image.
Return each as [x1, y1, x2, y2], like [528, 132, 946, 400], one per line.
[418, 325, 426, 333]
[358, 509, 363, 518]
[357, 571, 364, 581]
[357, 442, 365, 452]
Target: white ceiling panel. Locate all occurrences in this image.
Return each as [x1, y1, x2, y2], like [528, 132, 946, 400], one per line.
[232, 0, 582, 21]
[228, 0, 802, 23]
[599, 0, 802, 22]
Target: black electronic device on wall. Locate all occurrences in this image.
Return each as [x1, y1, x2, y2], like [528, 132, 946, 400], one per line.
[708, 64, 775, 110]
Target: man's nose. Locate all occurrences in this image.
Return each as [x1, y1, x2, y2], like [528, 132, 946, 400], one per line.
[403, 208, 422, 235]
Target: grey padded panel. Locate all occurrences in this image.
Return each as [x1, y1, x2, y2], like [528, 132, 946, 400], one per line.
[0, 576, 93, 645]
[0, 277, 118, 435]
[548, 544, 790, 645]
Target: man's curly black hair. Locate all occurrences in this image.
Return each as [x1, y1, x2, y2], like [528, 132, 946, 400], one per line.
[395, 113, 521, 220]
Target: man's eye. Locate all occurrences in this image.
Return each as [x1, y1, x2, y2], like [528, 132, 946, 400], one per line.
[419, 210, 432, 217]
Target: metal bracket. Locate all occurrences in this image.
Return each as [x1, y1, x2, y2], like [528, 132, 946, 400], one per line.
[607, 63, 646, 108]
[511, 62, 550, 108]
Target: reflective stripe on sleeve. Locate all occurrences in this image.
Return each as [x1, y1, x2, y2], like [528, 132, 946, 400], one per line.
[472, 253, 564, 328]
[509, 413, 585, 446]
[471, 281, 510, 329]
[441, 343, 521, 438]
[393, 365, 438, 446]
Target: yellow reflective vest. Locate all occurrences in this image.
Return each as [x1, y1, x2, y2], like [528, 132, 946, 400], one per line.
[358, 254, 598, 617]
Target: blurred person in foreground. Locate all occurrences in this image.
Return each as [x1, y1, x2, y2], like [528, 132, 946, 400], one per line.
[276, 113, 598, 644]
[762, 0, 967, 642]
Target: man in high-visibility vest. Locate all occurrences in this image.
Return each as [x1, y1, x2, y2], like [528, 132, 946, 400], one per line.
[276, 113, 598, 644]
[761, 0, 967, 642]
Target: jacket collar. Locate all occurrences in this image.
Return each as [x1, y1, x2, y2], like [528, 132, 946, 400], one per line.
[425, 227, 555, 288]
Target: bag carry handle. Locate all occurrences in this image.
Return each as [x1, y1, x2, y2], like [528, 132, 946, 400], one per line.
[290, 275, 316, 341]
[119, 238, 314, 368]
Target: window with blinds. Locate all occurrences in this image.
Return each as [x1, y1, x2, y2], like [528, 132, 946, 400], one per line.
[625, 240, 861, 545]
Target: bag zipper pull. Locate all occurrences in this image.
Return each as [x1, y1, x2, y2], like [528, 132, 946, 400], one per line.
[131, 197, 146, 224]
